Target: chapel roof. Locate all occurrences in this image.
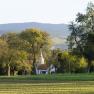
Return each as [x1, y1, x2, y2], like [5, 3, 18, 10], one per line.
[37, 64, 49, 70]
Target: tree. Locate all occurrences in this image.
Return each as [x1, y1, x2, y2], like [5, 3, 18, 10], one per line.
[84, 32, 94, 72]
[51, 49, 79, 73]
[67, 22, 85, 55]
[0, 39, 9, 75]
[1, 32, 31, 51]
[20, 28, 51, 74]
[78, 57, 88, 72]
[1, 48, 31, 76]
[67, 2, 94, 72]
[0, 33, 31, 76]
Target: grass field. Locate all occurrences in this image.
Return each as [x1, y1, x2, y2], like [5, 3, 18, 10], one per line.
[0, 74, 94, 94]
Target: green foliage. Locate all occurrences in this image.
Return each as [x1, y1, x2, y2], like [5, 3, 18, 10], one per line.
[79, 57, 88, 68]
[20, 28, 51, 74]
[20, 28, 50, 53]
[0, 28, 51, 75]
[1, 32, 31, 51]
[51, 49, 89, 73]
[67, 2, 94, 72]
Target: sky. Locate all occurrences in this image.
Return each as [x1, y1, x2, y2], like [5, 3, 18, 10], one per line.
[0, 0, 94, 24]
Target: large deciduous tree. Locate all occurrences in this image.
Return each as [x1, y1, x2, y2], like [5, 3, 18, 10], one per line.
[20, 28, 51, 74]
[0, 33, 31, 76]
[67, 2, 94, 72]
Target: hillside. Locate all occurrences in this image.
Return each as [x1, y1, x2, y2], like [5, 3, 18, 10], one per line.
[0, 22, 70, 49]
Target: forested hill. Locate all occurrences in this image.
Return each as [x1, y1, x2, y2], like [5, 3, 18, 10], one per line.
[0, 22, 70, 49]
[0, 22, 70, 36]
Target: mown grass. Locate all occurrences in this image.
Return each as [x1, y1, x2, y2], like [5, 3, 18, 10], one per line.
[0, 81, 94, 94]
[0, 73, 94, 94]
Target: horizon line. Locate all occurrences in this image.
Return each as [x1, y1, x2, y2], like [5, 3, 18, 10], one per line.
[0, 21, 69, 25]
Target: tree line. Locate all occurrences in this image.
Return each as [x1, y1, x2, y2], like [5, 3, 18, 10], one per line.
[0, 28, 51, 76]
[50, 2, 94, 73]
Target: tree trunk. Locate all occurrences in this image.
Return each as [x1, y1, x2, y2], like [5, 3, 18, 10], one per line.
[87, 60, 92, 73]
[32, 44, 36, 74]
[7, 64, 10, 76]
[74, 35, 84, 55]
[73, 27, 84, 55]
[32, 57, 36, 74]
[68, 61, 71, 73]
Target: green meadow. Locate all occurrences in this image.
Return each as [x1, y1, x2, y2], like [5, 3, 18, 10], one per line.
[0, 74, 94, 94]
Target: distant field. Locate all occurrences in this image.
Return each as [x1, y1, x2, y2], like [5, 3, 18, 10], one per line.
[0, 74, 94, 94]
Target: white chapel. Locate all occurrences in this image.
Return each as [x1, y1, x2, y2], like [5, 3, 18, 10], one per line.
[35, 51, 56, 74]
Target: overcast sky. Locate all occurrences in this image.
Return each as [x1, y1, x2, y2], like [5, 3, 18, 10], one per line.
[0, 0, 94, 24]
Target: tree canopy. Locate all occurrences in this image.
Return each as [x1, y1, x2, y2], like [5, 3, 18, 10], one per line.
[67, 2, 94, 72]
